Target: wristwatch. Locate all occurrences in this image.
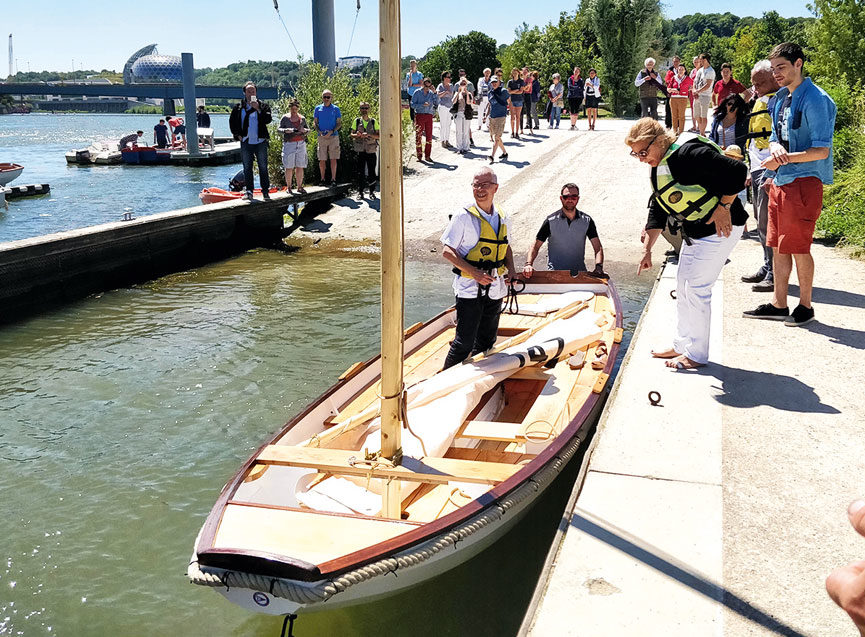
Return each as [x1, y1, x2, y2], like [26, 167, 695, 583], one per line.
[719, 202, 732, 209]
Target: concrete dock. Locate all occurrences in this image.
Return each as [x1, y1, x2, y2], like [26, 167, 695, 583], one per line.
[0, 184, 348, 324]
[523, 238, 865, 636]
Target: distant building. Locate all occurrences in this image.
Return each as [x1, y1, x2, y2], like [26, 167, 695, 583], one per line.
[124, 44, 182, 84]
[337, 56, 371, 70]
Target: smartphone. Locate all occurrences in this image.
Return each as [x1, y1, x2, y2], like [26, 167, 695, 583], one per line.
[250, 95, 258, 103]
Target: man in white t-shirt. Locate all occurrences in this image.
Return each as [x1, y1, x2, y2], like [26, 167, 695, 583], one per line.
[691, 53, 716, 135]
[440, 166, 518, 369]
[476, 68, 493, 132]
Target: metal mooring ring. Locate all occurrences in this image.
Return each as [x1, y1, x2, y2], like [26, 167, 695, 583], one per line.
[648, 391, 662, 406]
[669, 290, 677, 299]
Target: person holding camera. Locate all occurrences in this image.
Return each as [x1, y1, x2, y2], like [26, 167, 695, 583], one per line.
[452, 78, 473, 154]
[277, 98, 310, 195]
[229, 81, 273, 201]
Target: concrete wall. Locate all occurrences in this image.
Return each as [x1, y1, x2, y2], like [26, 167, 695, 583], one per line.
[0, 190, 335, 324]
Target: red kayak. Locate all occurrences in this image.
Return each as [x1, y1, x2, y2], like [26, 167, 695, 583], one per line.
[199, 187, 284, 205]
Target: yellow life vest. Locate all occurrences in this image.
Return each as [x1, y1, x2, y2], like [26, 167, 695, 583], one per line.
[651, 132, 722, 222]
[456, 205, 508, 277]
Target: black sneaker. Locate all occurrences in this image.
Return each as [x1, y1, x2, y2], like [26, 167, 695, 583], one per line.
[751, 278, 774, 292]
[741, 269, 767, 283]
[742, 303, 789, 320]
[784, 304, 815, 327]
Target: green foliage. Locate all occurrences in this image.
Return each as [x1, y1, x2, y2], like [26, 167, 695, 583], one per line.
[586, 0, 662, 116]
[420, 31, 499, 86]
[124, 105, 162, 114]
[819, 144, 865, 252]
[500, 12, 600, 84]
[679, 29, 734, 71]
[808, 0, 865, 88]
[195, 60, 303, 94]
[266, 64, 388, 187]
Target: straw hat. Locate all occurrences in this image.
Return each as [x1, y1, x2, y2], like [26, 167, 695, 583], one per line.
[723, 144, 744, 161]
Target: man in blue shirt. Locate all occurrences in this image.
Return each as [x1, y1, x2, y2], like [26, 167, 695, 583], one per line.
[313, 90, 343, 186]
[743, 42, 837, 327]
[229, 81, 273, 201]
[410, 78, 438, 162]
[405, 59, 423, 122]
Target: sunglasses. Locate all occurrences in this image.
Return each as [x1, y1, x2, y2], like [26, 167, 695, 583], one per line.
[561, 194, 579, 199]
[323, 96, 332, 99]
[472, 182, 496, 190]
[360, 107, 369, 110]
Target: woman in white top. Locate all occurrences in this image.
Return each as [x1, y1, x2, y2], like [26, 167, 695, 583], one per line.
[436, 71, 455, 148]
[584, 69, 601, 131]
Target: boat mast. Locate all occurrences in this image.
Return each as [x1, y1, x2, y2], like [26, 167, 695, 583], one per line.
[378, 0, 404, 519]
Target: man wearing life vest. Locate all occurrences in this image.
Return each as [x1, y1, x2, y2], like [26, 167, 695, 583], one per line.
[740, 59, 780, 292]
[626, 118, 748, 370]
[523, 182, 605, 278]
[440, 167, 518, 369]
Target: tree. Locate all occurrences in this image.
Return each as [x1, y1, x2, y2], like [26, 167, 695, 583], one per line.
[586, 0, 662, 116]
[420, 31, 499, 85]
[808, 0, 865, 87]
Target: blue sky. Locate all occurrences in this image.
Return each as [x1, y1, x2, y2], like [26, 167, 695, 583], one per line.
[6, 0, 812, 74]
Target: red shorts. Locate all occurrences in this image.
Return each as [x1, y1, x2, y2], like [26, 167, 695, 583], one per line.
[766, 176, 823, 254]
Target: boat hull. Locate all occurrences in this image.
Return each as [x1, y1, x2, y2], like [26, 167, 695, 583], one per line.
[0, 164, 23, 186]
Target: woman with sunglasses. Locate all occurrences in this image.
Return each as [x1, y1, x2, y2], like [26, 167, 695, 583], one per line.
[709, 93, 750, 150]
[625, 118, 748, 370]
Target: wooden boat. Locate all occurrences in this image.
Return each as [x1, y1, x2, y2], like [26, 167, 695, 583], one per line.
[0, 163, 23, 186]
[188, 0, 622, 621]
[199, 186, 285, 205]
[188, 271, 622, 615]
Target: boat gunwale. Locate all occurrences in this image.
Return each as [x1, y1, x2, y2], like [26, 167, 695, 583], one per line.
[195, 272, 622, 581]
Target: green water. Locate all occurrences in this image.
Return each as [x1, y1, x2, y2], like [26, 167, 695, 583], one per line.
[0, 245, 650, 636]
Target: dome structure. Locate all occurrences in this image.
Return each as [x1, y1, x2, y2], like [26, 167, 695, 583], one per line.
[130, 54, 183, 83]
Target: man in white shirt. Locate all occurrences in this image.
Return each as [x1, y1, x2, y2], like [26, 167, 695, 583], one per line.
[440, 167, 518, 368]
[691, 53, 716, 135]
[476, 68, 492, 132]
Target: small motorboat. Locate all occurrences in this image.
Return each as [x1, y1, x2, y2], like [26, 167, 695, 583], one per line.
[0, 163, 24, 186]
[65, 142, 121, 165]
[199, 187, 284, 205]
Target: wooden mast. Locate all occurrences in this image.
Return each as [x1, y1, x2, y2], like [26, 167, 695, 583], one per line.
[378, 0, 404, 519]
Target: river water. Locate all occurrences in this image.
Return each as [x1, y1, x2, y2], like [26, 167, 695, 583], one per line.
[0, 113, 234, 243]
[0, 114, 652, 636]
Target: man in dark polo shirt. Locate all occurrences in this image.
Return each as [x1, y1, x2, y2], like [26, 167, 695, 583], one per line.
[523, 182, 605, 277]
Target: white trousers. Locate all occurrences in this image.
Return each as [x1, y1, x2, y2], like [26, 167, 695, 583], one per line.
[674, 225, 744, 364]
[437, 105, 452, 143]
[454, 113, 470, 151]
[477, 97, 489, 129]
